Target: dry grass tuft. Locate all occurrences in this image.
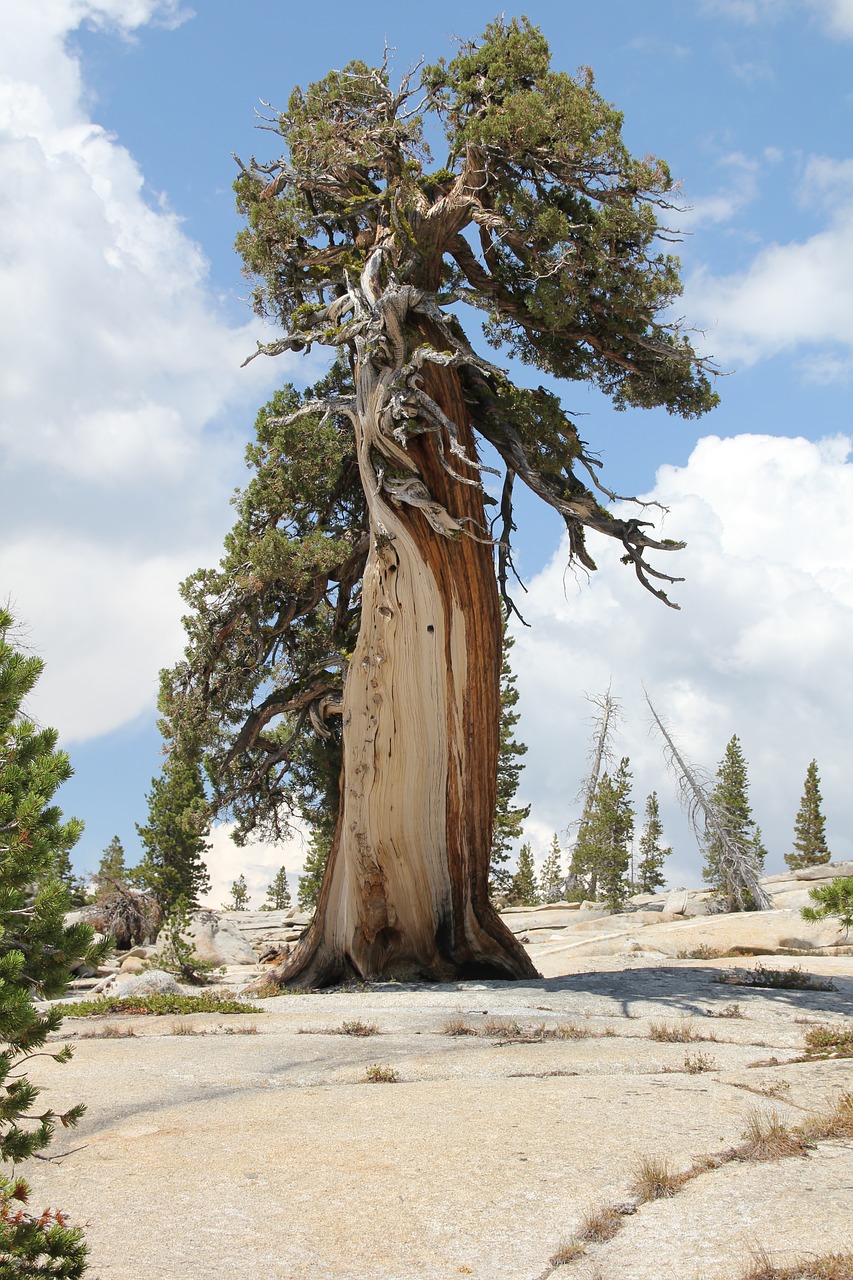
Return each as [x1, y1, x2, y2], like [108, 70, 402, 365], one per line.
[442, 1017, 477, 1037]
[549, 1240, 587, 1267]
[482, 1017, 524, 1038]
[798, 1091, 853, 1141]
[629, 1154, 689, 1202]
[739, 1246, 853, 1279]
[575, 1203, 623, 1244]
[78, 1024, 137, 1039]
[737, 1108, 812, 1161]
[648, 1018, 703, 1042]
[299, 1020, 380, 1037]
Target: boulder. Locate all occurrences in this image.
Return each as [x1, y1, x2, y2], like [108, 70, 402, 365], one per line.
[157, 910, 257, 967]
[95, 968, 187, 998]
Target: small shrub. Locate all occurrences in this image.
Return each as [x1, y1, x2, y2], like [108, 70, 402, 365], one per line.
[576, 1203, 622, 1243]
[55, 994, 261, 1017]
[171, 1021, 202, 1036]
[221, 1023, 259, 1036]
[714, 964, 836, 992]
[299, 1020, 380, 1037]
[649, 1019, 700, 1043]
[716, 1003, 746, 1019]
[363, 1064, 399, 1083]
[153, 900, 214, 985]
[629, 1154, 688, 1201]
[802, 1024, 853, 1059]
[677, 945, 723, 959]
[738, 1109, 812, 1161]
[684, 1051, 717, 1074]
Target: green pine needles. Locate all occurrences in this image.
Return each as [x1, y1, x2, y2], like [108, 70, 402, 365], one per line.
[786, 760, 831, 870]
[0, 609, 107, 1275]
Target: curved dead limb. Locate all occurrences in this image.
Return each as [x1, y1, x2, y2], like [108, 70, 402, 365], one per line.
[645, 691, 771, 911]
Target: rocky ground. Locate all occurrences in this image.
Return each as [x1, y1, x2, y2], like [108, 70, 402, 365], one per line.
[23, 864, 853, 1280]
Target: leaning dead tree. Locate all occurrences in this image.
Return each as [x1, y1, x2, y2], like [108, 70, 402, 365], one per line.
[165, 20, 718, 987]
[645, 693, 771, 911]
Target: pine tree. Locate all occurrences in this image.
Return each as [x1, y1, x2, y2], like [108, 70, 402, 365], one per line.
[801, 876, 853, 937]
[509, 843, 540, 906]
[703, 735, 766, 910]
[225, 874, 250, 910]
[297, 828, 331, 913]
[92, 834, 130, 899]
[786, 760, 831, 870]
[572, 759, 634, 910]
[539, 834, 564, 903]
[0, 609, 106, 1274]
[636, 792, 671, 893]
[490, 621, 530, 899]
[136, 749, 211, 912]
[261, 866, 292, 911]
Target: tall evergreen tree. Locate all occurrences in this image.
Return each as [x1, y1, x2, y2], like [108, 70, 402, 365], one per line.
[136, 750, 211, 911]
[164, 19, 717, 986]
[538, 833, 564, 903]
[261, 866, 293, 911]
[509, 843, 540, 907]
[703, 735, 766, 910]
[297, 826, 332, 913]
[636, 792, 671, 893]
[572, 758, 634, 909]
[786, 760, 831, 870]
[225, 874, 250, 910]
[490, 622, 531, 898]
[92, 834, 130, 900]
[0, 609, 105, 1274]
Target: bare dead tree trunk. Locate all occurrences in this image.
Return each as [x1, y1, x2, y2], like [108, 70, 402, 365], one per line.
[645, 692, 771, 912]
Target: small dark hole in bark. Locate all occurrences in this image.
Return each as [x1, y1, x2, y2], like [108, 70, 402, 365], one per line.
[388, 565, 396, 572]
[427, 624, 435, 633]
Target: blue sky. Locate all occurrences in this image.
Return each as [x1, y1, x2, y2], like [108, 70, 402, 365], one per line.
[2, 0, 852, 904]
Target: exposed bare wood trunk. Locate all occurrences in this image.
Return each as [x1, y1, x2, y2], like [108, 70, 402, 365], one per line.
[279, 357, 539, 985]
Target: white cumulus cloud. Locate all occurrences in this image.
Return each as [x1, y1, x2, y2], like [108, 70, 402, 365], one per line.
[684, 157, 853, 374]
[0, 1, 298, 742]
[512, 434, 853, 885]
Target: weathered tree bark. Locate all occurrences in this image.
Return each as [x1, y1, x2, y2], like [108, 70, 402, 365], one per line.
[278, 339, 538, 986]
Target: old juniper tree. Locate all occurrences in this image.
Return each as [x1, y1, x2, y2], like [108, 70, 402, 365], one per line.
[786, 760, 831, 870]
[165, 19, 716, 986]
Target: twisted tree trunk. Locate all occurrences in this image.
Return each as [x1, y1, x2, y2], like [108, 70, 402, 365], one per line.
[278, 329, 538, 986]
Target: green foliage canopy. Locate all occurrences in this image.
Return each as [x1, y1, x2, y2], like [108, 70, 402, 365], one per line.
[165, 18, 718, 849]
